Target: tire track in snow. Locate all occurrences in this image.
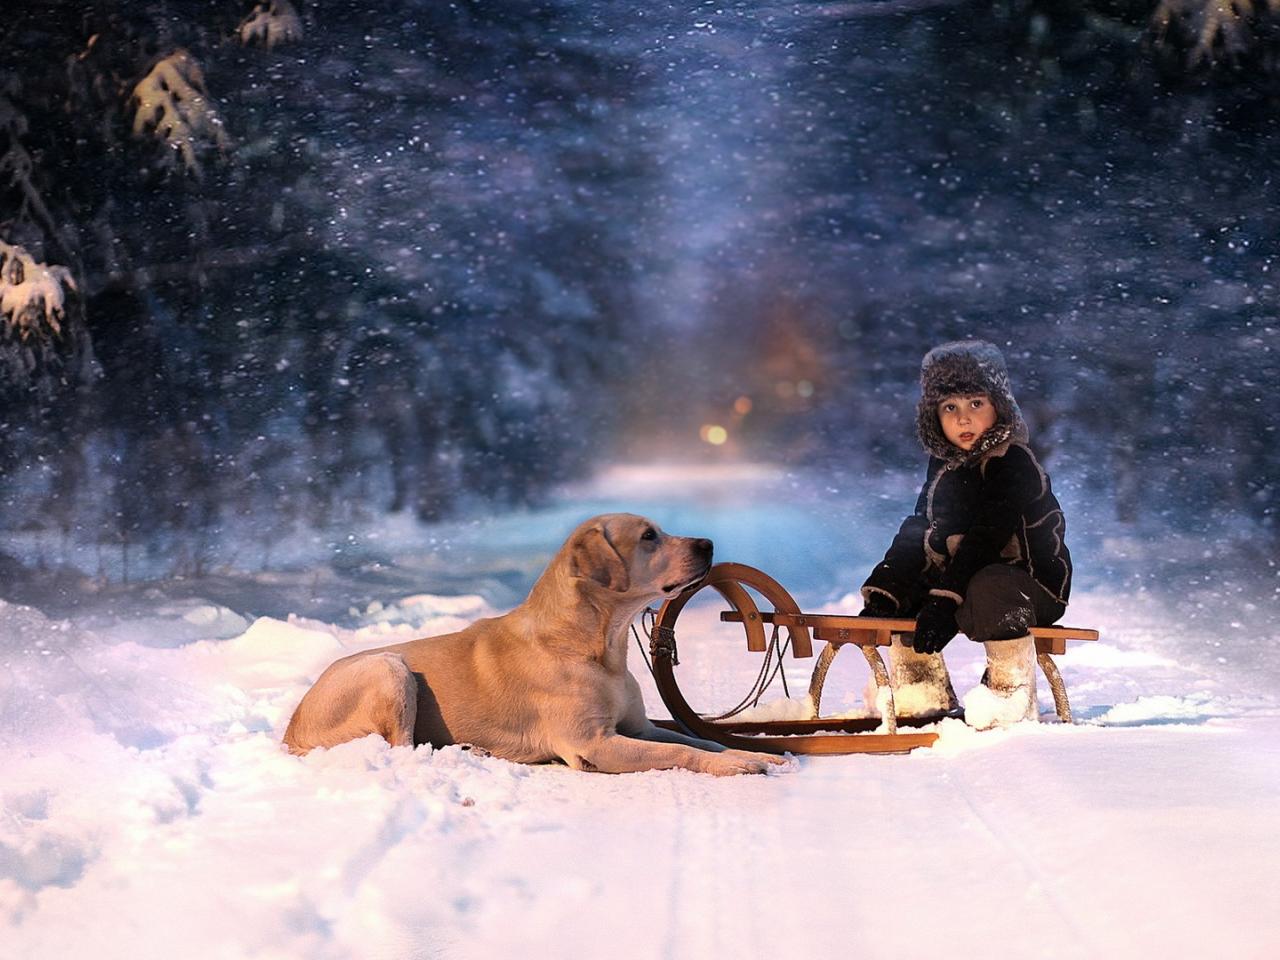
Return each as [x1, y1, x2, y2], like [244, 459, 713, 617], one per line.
[944, 764, 1100, 957]
[654, 773, 687, 960]
[662, 776, 795, 957]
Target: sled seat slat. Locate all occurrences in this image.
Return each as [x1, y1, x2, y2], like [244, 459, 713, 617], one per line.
[719, 611, 1098, 656]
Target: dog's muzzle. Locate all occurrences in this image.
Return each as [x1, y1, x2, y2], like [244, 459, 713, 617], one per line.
[663, 559, 713, 595]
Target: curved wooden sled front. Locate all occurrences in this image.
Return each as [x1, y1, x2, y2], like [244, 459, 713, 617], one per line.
[649, 563, 939, 755]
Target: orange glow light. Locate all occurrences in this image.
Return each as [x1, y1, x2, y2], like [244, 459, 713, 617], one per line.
[700, 424, 728, 446]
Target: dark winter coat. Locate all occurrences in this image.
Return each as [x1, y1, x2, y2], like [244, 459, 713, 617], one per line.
[861, 340, 1072, 615]
[861, 440, 1072, 615]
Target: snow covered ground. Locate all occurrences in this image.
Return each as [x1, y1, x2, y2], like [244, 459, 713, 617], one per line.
[3, 463, 1278, 959]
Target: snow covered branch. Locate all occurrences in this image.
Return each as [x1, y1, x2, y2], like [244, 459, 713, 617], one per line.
[1153, 0, 1280, 65]
[1, 95, 67, 265]
[129, 49, 230, 176]
[238, 1, 304, 49]
[0, 240, 77, 342]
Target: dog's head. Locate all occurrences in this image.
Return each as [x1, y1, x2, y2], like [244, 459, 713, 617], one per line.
[567, 514, 713, 600]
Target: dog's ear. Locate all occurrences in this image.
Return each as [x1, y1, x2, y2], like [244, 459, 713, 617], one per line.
[569, 526, 630, 592]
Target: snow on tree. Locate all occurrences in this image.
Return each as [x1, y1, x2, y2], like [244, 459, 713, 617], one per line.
[1153, 0, 1280, 64]
[129, 49, 230, 176]
[0, 240, 76, 342]
[238, 0, 304, 49]
[0, 94, 65, 269]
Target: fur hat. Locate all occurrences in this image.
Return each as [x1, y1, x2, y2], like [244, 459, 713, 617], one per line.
[916, 340, 1028, 464]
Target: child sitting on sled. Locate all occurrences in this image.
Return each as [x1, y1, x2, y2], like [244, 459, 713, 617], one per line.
[859, 340, 1072, 728]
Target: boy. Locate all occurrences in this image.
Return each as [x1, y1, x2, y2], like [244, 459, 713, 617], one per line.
[859, 340, 1071, 728]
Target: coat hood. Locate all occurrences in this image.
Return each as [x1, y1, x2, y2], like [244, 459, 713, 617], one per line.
[915, 340, 1028, 464]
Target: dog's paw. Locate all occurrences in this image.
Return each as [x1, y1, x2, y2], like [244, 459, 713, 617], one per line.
[705, 749, 787, 776]
[762, 752, 798, 775]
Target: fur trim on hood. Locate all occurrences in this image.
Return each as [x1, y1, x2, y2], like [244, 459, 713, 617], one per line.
[916, 340, 1029, 465]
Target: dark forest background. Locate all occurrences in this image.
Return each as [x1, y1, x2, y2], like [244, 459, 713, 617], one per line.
[2, 0, 1278, 585]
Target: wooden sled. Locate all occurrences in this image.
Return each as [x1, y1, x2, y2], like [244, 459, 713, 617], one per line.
[646, 562, 1098, 756]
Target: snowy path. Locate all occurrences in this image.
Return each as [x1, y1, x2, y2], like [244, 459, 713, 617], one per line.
[3, 463, 1279, 958]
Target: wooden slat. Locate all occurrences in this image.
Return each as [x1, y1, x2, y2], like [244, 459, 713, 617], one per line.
[1038, 637, 1066, 656]
[654, 715, 958, 736]
[722, 610, 1098, 651]
[714, 578, 768, 653]
[813, 625, 890, 646]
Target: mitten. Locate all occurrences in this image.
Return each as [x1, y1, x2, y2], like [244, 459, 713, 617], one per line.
[912, 595, 959, 654]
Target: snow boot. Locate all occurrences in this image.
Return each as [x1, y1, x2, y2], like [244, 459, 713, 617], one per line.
[887, 633, 960, 718]
[962, 635, 1039, 730]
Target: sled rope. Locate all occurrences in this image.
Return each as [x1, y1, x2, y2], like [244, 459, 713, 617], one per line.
[707, 623, 792, 721]
[635, 600, 798, 722]
[633, 608, 676, 687]
[632, 610, 654, 680]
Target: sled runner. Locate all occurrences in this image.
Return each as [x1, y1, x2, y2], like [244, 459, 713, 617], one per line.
[646, 563, 1098, 756]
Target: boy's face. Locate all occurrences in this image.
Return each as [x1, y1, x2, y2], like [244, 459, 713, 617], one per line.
[937, 393, 997, 451]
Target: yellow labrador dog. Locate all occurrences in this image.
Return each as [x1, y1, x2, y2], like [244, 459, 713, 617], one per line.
[283, 513, 786, 775]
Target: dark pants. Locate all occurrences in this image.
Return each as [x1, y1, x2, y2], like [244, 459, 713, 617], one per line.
[953, 564, 1066, 642]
